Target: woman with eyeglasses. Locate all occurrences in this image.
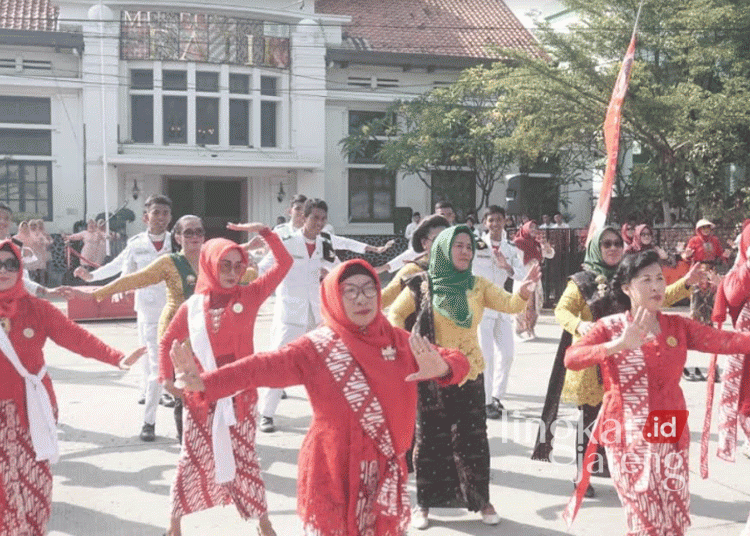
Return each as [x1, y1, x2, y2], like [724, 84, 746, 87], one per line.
[381, 215, 449, 309]
[388, 226, 541, 529]
[534, 226, 696, 497]
[62, 215, 206, 440]
[157, 227, 292, 536]
[167, 258, 469, 536]
[0, 240, 144, 536]
[624, 223, 668, 260]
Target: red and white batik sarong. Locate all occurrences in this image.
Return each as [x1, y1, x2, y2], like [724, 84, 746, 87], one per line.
[565, 315, 690, 536]
[0, 400, 53, 536]
[716, 303, 750, 462]
[306, 327, 410, 536]
[170, 400, 267, 520]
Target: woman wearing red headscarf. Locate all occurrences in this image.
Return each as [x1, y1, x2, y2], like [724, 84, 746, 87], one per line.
[513, 221, 554, 338]
[623, 224, 668, 260]
[157, 225, 292, 536]
[0, 240, 143, 536]
[707, 224, 750, 475]
[168, 259, 470, 536]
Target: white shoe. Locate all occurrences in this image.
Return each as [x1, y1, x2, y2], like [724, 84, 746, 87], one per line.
[411, 508, 429, 530]
[481, 506, 501, 525]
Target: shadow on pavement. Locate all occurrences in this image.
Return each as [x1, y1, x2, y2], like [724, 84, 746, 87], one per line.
[49, 501, 163, 535]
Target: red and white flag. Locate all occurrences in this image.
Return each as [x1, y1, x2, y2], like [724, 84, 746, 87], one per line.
[586, 32, 638, 245]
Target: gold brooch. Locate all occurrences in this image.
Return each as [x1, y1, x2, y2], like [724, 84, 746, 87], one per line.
[667, 336, 678, 347]
[186, 274, 196, 284]
[382, 346, 396, 361]
[23, 328, 34, 339]
[0, 318, 9, 334]
[232, 302, 244, 314]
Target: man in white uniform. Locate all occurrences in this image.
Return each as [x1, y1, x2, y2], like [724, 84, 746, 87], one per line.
[274, 194, 395, 254]
[75, 194, 172, 441]
[257, 198, 339, 432]
[473, 205, 526, 419]
[404, 212, 421, 240]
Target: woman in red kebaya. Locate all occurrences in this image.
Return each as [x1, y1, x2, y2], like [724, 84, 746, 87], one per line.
[0, 240, 143, 536]
[169, 259, 470, 536]
[684, 219, 730, 324]
[512, 220, 554, 339]
[158, 226, 292, 536]
[563, 250, 750, 535]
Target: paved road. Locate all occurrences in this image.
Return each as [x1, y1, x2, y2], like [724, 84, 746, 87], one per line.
[41, 299, 750, 535]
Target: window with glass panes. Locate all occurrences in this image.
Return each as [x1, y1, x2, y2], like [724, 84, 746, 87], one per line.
[127, 66, 282, 148]
[0, 96, 53, 218]
[346, 111, 395, 222]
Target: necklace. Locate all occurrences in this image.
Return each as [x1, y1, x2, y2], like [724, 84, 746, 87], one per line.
[208, 307, 224, 333]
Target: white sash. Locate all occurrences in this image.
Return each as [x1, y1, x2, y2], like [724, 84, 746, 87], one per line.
[186, 294, 237, 484]
[0, 327, 58, 463]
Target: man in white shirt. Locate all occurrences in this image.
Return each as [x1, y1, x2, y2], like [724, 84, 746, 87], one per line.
[257, 199, 340, 432]
[473, 205, 526, 419]
[274, 194, 395, 255]
[538, 214, 552, 229]
[404, 212, 421, 241]
[552, 212, 570, 228]
[434, 200, 456, 225]
[74, 195, 172, 442]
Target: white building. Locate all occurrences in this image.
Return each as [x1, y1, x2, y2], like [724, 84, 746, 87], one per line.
[1, 0, 592, 237]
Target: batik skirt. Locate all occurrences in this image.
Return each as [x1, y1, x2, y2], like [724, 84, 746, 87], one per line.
[171, 398, 267, 520]
[413, 376, 490, 511]
[0, 400, 53, 536]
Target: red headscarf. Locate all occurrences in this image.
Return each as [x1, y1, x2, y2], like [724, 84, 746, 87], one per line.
[621, 222, 634, 246]
[625, 223, 653, 254]
[712, 224, 750, 325]
[0, 240, 28, 318]
[319, 259, 417, 451]
[513, 221, 542, 265]
[195, 238, 249, 298]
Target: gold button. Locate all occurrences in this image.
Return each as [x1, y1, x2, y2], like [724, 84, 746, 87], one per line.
[232, 303, 244, 314]
[23, 328, 34, 338]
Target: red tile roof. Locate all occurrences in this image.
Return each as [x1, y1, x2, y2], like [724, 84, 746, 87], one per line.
[316, 0, 541, 60]
[0, 0, 58, 31]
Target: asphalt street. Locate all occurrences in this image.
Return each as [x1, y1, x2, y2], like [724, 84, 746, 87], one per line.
[40, 297, 750, 535]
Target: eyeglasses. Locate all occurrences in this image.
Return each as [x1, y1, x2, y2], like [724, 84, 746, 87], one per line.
[218, 260, 247, 275]
[341, 283, 378, 301]
[601, 240, 624, 249]
[0, 258, 20, 272]
[640, 232, 652, 237]
[181, 228, 205, 238]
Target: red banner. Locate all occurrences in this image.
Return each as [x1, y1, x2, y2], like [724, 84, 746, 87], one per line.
[586, 33, 637, 245]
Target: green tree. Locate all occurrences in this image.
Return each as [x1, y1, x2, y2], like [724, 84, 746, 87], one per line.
[491, 0, 750, 224]
[340, 72, 517, 215]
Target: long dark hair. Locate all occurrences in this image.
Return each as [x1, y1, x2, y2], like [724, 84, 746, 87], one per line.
[612, 250, 662, 309]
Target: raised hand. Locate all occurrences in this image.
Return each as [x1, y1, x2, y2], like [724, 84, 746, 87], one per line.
[227, 222, 268, 234]
[120, 347, 147, 370]
[492, 247, 512, 271]
[617, 307, 656, 352]
[517, 261, 541, 301]
[73, 266, 93, 282]
[170, 339, 205, 392]
[405, 333, 449, 382]
[376, 239, 396, 254]
[682, 261, 704, 287]
[56, 286, 95, 300]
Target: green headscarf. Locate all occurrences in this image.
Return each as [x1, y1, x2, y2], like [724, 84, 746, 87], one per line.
[428, 225, 476, 328]
[582, 225, 621, 280]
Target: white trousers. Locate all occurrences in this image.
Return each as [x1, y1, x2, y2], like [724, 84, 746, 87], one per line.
[138, 319, 162, 425]
[259, 309, 317, 419]
[478, 313, 515, 405]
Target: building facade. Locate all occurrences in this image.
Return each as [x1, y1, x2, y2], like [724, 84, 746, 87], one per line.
[0, 0, 592, 237]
